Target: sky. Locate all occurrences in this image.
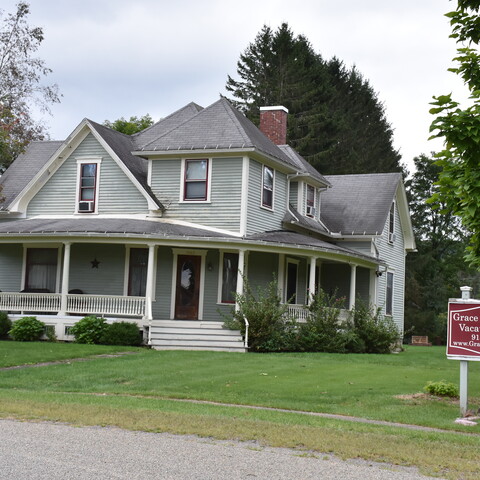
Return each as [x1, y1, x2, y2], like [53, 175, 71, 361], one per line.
[2, 0, 470, 174]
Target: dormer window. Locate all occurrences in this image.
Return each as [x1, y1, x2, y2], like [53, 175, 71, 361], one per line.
[76, 159, 101, 213]
[262, 165, 274, 209]
[306, 185, 316, 217]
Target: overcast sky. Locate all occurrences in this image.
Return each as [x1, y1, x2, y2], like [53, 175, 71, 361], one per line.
[2, 0, 469, 173]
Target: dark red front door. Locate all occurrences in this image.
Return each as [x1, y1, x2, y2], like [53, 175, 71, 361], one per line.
[174, 255, 201, 320]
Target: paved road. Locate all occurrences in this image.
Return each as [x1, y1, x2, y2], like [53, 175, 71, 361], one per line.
[0, 419, 442, 479]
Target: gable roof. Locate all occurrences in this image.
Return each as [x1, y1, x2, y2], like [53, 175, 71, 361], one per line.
[87, 120, 163, 210]
[133, 98, 301, 170]
[320, 173, 402, 235]
[0, 141, 63, 211]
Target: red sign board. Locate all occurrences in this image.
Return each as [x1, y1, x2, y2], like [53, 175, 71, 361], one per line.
[447, 301, 480, 360]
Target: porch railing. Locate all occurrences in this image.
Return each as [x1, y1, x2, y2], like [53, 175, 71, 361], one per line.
[0, 292, 62, 312]
[286, 304, 349, 323]
[66, 294, 146, 317]
[0, 292, 145, 317]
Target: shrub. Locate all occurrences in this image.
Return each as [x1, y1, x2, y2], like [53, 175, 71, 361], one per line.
[70, 315, 108, 344]
[424, 380, 459, 398]
[348, 301, 399, 353]
[223, 278, 294, 352]
[298, 290, 349, 353]
[100, 321, 142, 346]
[0, 311, 12, 338]
[9, 316, 45, 341]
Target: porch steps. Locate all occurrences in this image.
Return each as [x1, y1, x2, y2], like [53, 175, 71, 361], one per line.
[148, 320, 246, 352]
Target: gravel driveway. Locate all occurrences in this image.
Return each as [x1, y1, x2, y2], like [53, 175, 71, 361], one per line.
[0, 419, 442, 479]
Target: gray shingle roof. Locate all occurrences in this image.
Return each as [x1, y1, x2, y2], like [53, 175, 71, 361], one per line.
[247, 230, 381, 263]
[132, 102, 203, 149]
[278, 145, 330, 186]
[283, 207, 330, 236]
[0, 141, 63, 210]
[135, 98, 300, 169]
[87, 120, 164, 210]
[0, 218, 233, 238]
[320, 173, 402, 235]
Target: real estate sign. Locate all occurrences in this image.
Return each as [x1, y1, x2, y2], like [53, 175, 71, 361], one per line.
[447, 300, 480, 361]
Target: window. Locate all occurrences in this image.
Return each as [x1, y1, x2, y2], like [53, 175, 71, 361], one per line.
[262, 165, 274, 209]
[386, 272, 394, 316]
[128, 248, 148, 297]
[184, 159, 208, 201]
[286, 259, 299, 303]
[25, 248, 58, 293]
[77, 160, 100, 213]
[388, 202, 395, 243]
[306, 185, 315, 217]
[221, 252, 238, 303]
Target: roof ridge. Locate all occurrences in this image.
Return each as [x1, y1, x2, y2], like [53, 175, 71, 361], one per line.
[139, 101, 213, 150]
[131, 102, 203, 139]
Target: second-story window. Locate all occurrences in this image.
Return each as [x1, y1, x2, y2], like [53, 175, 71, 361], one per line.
[388, 202, 395, 243]
[306, 185, 315, 217]
[77, 161, 99, 213]
[184, 159, 208, 201]
[262, 165, 274, 209]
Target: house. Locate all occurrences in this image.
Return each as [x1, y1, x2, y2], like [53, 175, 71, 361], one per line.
[0, 99, 415, 351]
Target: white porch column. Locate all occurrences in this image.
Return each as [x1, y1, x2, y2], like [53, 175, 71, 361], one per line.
[145, 244, 156, 321]
[308, 256, 317, 305]
[370, 268, 379, 309]
[59, 242, 71, 315]
[349, 264, 357, 310]
[235, 249, 246, 312]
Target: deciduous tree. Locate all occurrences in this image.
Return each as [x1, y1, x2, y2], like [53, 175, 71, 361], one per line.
[429, 0, 480, 267]
[0, 2, 60, 171]
[103, 114, 154, 135]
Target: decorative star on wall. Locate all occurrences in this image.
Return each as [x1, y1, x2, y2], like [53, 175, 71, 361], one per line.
[91, 258, 100, 269]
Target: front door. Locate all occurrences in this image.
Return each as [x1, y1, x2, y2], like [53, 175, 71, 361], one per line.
[175, 255, 201, 320]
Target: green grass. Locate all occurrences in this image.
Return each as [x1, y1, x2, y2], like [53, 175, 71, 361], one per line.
[0, 341, 142, 368]
[1, 342, 479, 479]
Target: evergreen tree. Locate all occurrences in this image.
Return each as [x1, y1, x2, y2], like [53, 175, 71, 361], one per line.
[226, 23, 403, 175]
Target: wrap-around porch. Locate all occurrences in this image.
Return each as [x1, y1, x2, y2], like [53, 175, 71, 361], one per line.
[0, 239, 381, 347]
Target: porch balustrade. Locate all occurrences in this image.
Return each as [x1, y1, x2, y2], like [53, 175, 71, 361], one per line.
[286, 304, 349, 323]
[66, 294, 145, 317]
[0, 292, 146, 317]
[0, 292, 61, 312]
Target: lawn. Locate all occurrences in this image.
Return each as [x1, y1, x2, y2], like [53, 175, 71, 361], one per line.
[1, 342, 479, 479]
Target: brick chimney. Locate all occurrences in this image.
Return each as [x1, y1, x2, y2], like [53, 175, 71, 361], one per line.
[259, 106, 288, 145]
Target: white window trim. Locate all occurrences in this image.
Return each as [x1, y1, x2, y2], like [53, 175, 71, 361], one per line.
[305, 184, 316, 218]
[385, 271, 394, 317]
[261, 164, 275, 211]
[75, 157, 102, 214]
[21, 245, 62, 293]
[179, 158, 212, 203]
[217, 250, 239, 305]
[170, 248, 207, 320]
[285, 257, 300, 304]
[123, 245, 156, 300]
[388, 201, 395, 244]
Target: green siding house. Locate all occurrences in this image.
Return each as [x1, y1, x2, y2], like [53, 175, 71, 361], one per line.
[0, 100, 415, 351]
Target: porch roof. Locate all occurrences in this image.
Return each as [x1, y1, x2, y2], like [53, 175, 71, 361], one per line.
[246, 230, 384, 265]
[0, 218, 383, 265]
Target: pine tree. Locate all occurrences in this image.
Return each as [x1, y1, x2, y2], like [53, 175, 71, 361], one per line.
[226, 23, 403, 175]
